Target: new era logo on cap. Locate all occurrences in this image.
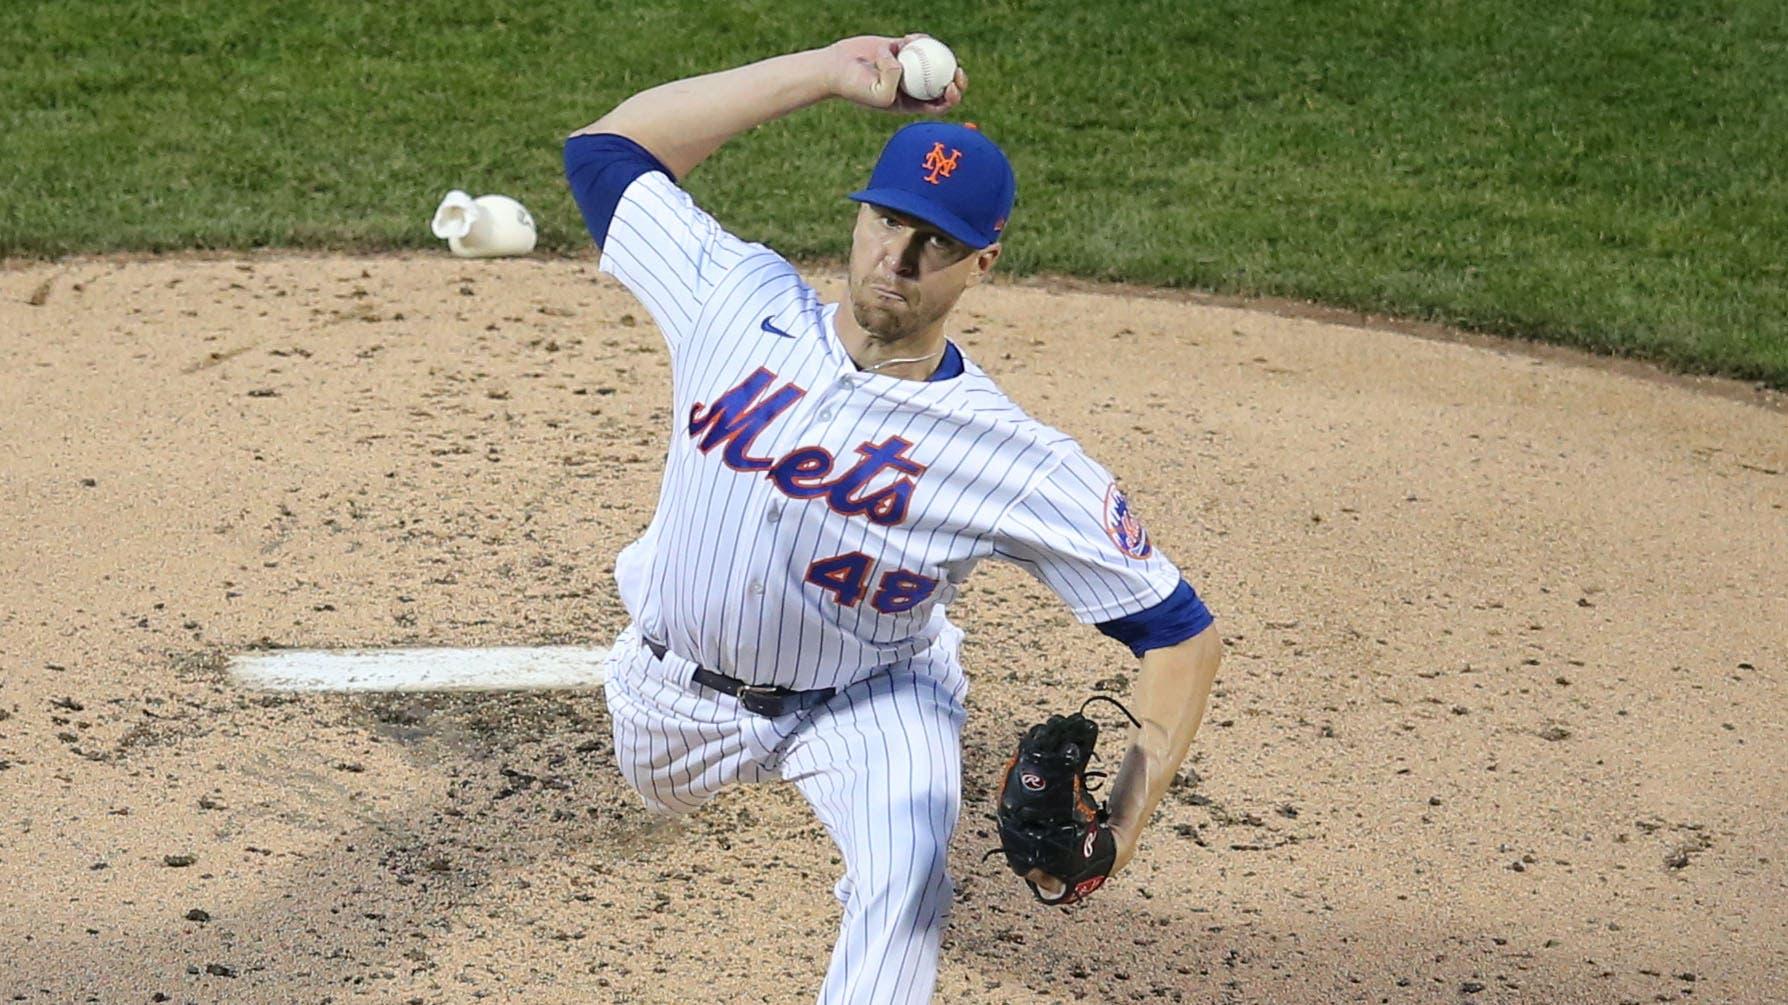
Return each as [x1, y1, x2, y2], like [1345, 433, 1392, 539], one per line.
[848, 121, 1016, 248]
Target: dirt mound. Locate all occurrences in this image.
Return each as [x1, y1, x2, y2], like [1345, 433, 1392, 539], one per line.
[2, 254, 1782, 1003]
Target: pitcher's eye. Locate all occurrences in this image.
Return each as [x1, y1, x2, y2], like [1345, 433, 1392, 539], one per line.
[927, 234, 969, 260]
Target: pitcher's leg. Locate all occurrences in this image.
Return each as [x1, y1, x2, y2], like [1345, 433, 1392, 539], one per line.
[602, 626, 781, 814]
[779, 671, 967, 1005]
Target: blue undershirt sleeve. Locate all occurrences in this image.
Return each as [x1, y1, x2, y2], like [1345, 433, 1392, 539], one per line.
[1094, 579, 1214, 657]
[562, 132, 676, 249]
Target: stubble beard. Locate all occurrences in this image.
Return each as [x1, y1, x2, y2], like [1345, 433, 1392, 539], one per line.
[850, 290, 922, 344]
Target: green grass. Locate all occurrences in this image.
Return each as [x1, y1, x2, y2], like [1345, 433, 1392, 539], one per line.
[3, 0, 1786, 385]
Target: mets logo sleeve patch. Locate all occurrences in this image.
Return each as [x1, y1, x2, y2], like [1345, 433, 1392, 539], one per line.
[1102, 482, 1152, 559]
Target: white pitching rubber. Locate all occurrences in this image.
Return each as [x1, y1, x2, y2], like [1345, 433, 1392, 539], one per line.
[229, 646, 609, 692]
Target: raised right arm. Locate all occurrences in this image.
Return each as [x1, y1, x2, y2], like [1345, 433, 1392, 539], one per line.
[571, 35, 964, 180]
[562, 36, 963, 353]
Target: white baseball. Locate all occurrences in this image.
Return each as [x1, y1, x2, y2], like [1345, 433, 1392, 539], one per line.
[897, 37, 956, 102]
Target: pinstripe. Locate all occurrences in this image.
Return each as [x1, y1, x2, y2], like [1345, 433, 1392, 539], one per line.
[605, 217, 695, 332]
[578, 167, 1192, 1002]
[874, 681, 921, 1003]
[868, 679, 900, 1000]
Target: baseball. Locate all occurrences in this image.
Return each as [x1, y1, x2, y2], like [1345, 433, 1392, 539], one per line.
[897, 37, 956, 102]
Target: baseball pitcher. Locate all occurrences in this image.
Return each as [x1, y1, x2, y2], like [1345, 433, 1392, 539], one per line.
[563, 32, 1223, 1004]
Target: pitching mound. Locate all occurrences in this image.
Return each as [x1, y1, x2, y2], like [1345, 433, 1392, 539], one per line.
[1, 254, 1782, 1003]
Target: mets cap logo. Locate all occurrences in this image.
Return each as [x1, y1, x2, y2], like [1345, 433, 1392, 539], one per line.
[922, 141, 962, 185]
[1102, 481, 1153, 560]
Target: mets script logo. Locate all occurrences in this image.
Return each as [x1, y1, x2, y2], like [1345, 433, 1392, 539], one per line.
[1103, 482, 1152, 559]
[921, 142, 961, 185]
[688, 368, 927, 526]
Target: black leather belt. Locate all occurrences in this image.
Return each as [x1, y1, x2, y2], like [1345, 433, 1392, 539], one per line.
[644, 638, 836, 718]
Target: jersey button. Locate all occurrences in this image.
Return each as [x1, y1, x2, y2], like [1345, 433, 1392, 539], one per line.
[748, 581, 765, 595]
[765, 506, 781, 524]
[815, 408, 834, 422]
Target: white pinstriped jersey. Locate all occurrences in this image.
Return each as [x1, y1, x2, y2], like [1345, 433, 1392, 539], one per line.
[600, 170, 1182, 691]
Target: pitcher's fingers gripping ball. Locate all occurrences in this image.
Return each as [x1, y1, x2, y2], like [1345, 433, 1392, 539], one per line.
[989, 697, 1141, 905]
[897, 37, 957, 101]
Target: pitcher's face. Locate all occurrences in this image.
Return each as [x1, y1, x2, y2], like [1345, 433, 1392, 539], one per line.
[846, 204, 999, 339]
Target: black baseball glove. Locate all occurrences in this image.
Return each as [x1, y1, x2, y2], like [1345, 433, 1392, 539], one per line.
[986, 696, 1138, 905]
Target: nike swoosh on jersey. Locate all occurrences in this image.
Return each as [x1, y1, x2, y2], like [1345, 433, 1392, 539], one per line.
[760, 316, 795, 339]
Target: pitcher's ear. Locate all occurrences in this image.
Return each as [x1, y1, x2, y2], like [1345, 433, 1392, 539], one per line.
[967, 242, 1002, 286]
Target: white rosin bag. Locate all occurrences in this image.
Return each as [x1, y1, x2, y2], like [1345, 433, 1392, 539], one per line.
[431, 190, 537, 257]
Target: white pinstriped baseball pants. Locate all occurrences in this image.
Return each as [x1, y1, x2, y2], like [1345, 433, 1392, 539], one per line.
[602, 623, 969, 1005]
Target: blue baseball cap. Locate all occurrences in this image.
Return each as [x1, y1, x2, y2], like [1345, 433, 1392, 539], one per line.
[848, 121, 1016, 249]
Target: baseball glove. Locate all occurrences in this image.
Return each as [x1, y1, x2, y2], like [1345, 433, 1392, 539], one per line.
[985, 696, 1139, 906]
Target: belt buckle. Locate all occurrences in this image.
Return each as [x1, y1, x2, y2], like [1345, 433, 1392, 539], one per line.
[733, 684, 786, 718]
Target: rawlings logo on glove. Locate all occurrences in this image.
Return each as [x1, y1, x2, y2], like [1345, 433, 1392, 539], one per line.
[985, 696, 1139, 906]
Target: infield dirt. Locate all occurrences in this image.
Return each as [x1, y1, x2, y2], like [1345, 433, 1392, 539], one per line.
[1, 254, 1783, 1004]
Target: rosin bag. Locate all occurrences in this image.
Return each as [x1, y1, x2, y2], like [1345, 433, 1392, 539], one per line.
[431, 190, 537, 258]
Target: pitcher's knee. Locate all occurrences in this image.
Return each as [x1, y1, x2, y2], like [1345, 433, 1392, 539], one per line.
[853, 843, 951, 918]
[912, 845, 956, 920]
[855, 796, 956, 916]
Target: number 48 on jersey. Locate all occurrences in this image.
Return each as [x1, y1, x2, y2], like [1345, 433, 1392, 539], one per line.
[806, 553, 938, 614]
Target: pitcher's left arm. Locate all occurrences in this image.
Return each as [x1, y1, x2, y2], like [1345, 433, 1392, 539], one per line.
[1103, 626, 1222, 872]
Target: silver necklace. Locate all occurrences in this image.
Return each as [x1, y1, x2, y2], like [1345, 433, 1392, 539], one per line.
[859, 347, 944, 375]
